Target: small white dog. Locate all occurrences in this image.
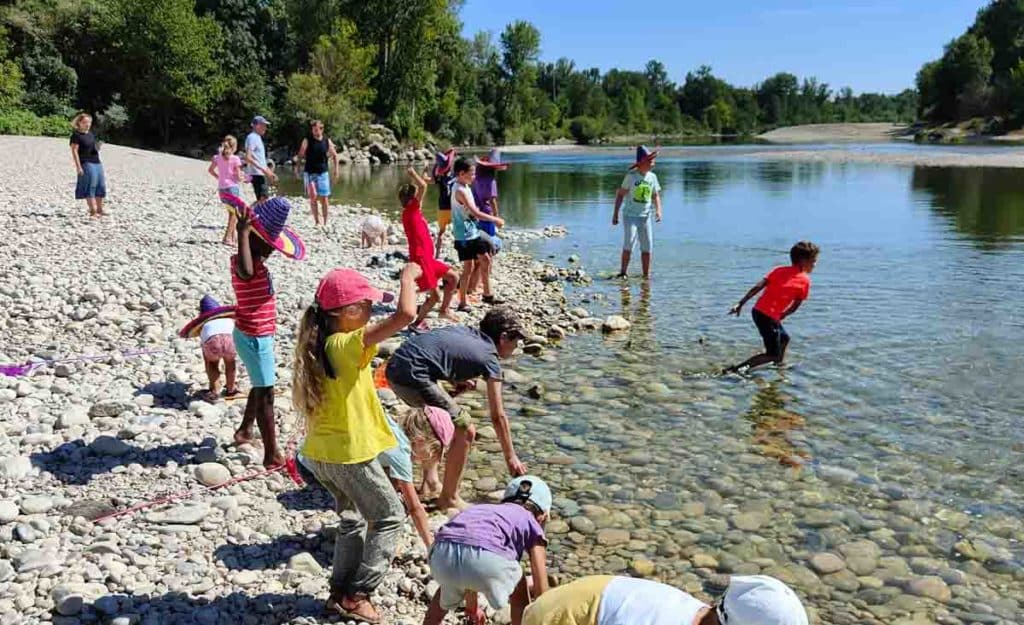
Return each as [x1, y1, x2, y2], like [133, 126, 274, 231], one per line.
[360, 215, 388, 248]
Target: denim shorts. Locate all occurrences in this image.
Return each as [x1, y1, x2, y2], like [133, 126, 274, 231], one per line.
[622, 214, 653, 253]
[429, 541, 523, 610]
[303, 172, 331, 198]
[232, 328, 275, 387]
[75, 162, 106, 199]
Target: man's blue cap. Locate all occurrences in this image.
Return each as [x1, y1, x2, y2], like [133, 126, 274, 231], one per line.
[252, 115, 270, 126]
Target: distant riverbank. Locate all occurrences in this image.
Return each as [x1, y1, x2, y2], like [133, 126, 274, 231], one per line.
[758, 123, 909, 143]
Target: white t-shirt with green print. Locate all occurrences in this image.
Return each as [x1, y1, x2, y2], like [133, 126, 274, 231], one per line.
[620, 171, 661, 219]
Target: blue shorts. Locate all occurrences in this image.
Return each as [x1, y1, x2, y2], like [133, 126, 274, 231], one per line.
[75, 162, 106, 199]
[429, 541, 523, 610]
[622, 214, 653, 253]
[304, 172, 331, 198]
[377, 413, 414, 483]
[233, 328, 276, 387]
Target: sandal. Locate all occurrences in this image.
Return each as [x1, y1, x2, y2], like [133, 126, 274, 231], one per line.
[197, 389, 219, 403]
[456, 303, 472, 313]
[222, 387, 242, 398]
[326, 594, 381, 624]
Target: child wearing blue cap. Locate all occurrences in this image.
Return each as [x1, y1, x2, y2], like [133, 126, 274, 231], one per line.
[423, 475, 552, 625]
[612, 145, 662, 279]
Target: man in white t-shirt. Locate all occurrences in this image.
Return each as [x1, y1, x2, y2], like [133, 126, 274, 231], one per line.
[245, 115, 277, 201]
[523, 574, 808, 625]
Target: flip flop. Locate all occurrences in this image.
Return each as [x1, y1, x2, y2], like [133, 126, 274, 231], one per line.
[326, 595, 381, 625]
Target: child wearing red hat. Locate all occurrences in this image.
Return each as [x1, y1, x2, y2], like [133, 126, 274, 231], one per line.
[292, 263, 423, 623]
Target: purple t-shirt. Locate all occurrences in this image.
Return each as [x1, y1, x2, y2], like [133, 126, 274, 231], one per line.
[471, 175, 499, 236]
[435, 504, 546, 561]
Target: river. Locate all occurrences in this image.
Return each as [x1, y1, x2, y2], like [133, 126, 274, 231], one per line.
[285, 145, 1024, 623]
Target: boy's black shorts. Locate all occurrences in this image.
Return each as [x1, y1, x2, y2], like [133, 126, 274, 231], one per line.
[753, 309, 789, 361]
[454, 237, 490, 262]
[251, 175, 268, 200]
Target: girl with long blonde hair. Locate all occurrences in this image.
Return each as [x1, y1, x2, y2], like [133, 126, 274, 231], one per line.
[291, 263, 424, 623]
[207, 134, 244, 245]
[69, 113, 107, 217]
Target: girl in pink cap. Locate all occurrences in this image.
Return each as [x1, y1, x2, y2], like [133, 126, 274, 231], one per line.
[292, 262, 422, 623]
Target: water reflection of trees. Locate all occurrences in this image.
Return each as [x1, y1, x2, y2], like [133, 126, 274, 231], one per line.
[911, 166, 1024, 246]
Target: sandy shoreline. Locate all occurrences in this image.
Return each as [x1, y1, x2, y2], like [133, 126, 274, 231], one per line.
[0, 136, 594, 624]
[757, 123, 909, 143]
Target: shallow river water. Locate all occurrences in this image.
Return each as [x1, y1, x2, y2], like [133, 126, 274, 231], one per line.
[293, 146, 1024, 624]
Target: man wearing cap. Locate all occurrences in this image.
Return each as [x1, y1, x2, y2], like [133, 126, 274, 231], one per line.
[522, 574, 809, 625]
[385, 306, 527, 510]
[245, 116, 278, 201]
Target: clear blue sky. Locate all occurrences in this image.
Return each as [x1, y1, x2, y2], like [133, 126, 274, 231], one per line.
[458, 0, 984, 94]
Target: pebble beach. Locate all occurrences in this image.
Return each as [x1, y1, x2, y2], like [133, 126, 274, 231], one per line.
[1, 136, 1023, 625]
[0, 136, 585, 625]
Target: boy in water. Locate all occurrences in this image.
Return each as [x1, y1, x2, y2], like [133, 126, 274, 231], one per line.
[725, 241, 819, 373]
[612, 145, 661, 279]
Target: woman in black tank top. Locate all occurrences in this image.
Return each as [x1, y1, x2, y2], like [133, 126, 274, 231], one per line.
[296, 120, 337, 226]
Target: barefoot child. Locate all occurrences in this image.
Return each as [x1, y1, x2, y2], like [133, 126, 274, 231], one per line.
[612, 145, 662, 279]
[207, 135, 244, 245]
[178, 295, 238, 401]
[385, 306, 527, 510]
[725, 241, 819, 373]
[377, 410, 434, 548]
[433, 148, 457, 258]
[292, 264, 421, 622]
[401, 167, 460, 330]
[452, 158, 504, 312]
[468, 149, 509, 298]
[227, 195, 306, 468]
[423, 476, 552, 625]
[522, 574, 808, 625]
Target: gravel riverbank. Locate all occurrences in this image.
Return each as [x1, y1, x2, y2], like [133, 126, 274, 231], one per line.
[0, 136, 600, 625]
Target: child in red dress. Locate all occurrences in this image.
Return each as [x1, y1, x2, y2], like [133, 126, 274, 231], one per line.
[401, 167, 460, 330]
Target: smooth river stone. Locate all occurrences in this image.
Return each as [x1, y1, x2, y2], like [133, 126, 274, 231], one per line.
[906, 576, 951, 603]
[596, 529, 630, 546]
[809, 553, 847, 575]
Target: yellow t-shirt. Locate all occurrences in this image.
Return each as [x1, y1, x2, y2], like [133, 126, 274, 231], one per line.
[301, 328, 398, 464]
[522, 576, 613, 625]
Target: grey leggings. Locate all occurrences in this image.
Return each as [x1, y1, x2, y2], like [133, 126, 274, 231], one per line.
[306, 457, 405, 595]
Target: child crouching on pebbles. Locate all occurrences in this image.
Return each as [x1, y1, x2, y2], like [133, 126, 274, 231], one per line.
[292, 263, 422, 623]
[178, 295, 238, 402]
[423, 476, 552, 625]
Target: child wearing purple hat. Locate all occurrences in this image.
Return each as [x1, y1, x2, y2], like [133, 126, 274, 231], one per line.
[224, 195, 306, 468]
[179, 295, 238, 402]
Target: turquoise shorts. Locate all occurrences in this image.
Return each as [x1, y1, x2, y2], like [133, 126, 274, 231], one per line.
[303, 172, 331, 198]
[233, 328, 276, 387]
[377, 413, 414, 483]
[430, 541, 523, 610]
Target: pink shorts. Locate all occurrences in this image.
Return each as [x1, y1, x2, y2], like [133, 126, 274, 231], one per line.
[202, 334, 236, 362]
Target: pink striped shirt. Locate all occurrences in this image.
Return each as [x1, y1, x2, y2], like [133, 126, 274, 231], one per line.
[231, 255, 276, 336]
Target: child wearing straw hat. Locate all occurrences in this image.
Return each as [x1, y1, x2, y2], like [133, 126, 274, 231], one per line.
[612, 145, 661, 279]
[179, 295, 238, 402]
[222, 193, 306, 469]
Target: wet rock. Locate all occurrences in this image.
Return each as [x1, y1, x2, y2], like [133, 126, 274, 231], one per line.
[809, 553, 846, 575]
[691, 553, 719, 569]
[596, 529, 630, 546]
[602, 316, 631, 332]
[569, 517, 596, 535]
[630, 559, 656, 577]
[906, 576, 950, 603]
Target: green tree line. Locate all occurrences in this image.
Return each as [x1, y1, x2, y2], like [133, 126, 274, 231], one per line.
[0, 0, 916, 148]
[916, 0, 1024, 126]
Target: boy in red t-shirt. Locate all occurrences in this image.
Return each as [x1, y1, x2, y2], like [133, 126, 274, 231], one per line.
[401, 167, 460, 330]
[725, 241, 819, 373]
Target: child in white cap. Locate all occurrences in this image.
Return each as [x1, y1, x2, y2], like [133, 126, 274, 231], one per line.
[522, 574, 808, 625]
[422, 476, 552, 625]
